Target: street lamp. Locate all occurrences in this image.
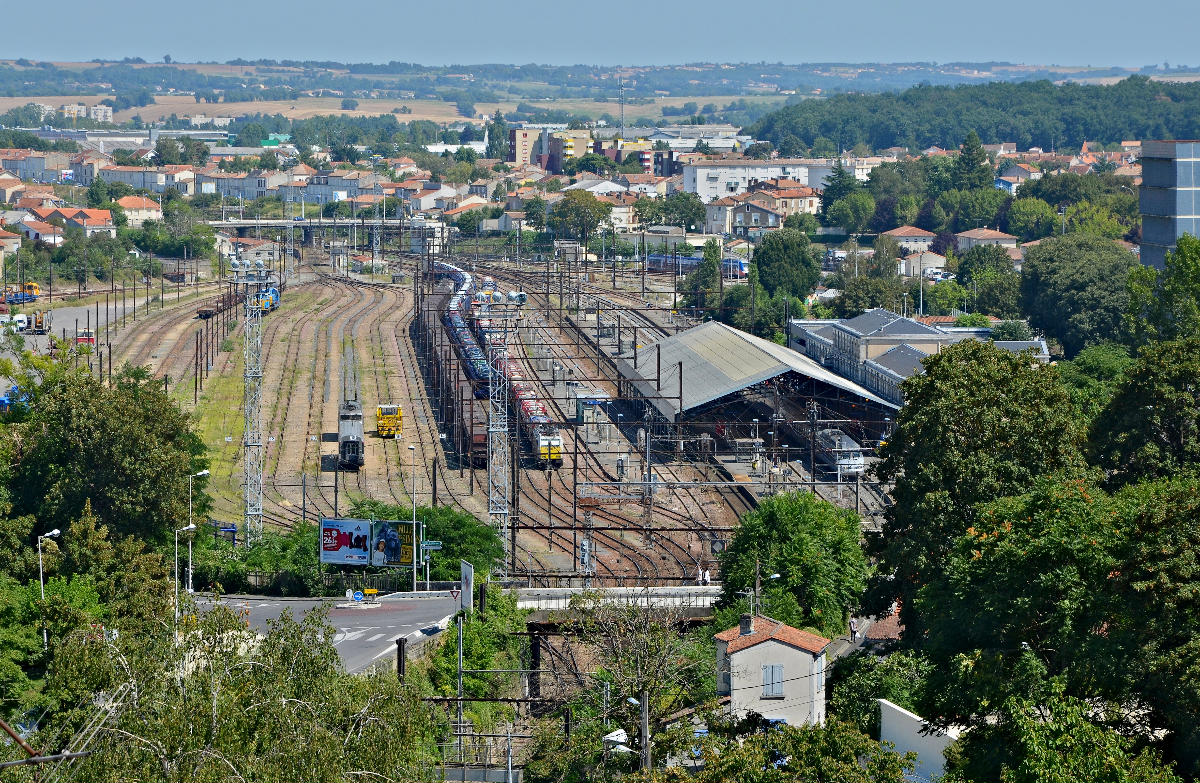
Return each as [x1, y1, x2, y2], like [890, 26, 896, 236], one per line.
[38, 529, 60, 650]
[409, 445, 417, 592]
[174, 523, 196, 633]
[188, 470, 209, 594]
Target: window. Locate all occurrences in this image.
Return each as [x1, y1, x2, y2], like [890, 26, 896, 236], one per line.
[762, 664, 784, 698]
[816, 655, 826, 693]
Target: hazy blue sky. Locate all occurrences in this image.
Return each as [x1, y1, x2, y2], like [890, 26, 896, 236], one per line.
[6, 0, 1196, 67]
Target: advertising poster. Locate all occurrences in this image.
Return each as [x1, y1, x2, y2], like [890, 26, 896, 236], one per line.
[460, 560, 475, 613]
[319, 518, 372, 565]
[370, 520, 416, 568]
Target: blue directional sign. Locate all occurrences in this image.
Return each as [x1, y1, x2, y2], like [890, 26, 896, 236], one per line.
[352, 591, 364, 602]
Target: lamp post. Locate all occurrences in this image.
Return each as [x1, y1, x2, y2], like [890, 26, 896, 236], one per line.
[38, 529, 60, 650]
[188, 470, 209, 594]
[175, 523, 196, 634]
[409, 444, 417, 592]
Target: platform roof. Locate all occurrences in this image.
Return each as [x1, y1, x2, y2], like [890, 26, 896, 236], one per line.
[616, 321, 896, 419]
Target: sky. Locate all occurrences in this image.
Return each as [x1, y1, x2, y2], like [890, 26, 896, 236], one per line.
[5, 0, 1197, 68]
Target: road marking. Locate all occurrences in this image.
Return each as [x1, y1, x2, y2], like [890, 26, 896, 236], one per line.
[340, 630, 367, 641]
[367, 633, 385, 642]
[333, 633, 345, 643]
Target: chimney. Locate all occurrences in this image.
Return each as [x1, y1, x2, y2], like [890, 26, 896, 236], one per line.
[739, 614, 754, 636]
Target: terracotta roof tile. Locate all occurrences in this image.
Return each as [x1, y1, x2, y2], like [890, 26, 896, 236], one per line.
[714, 615, 830, 655]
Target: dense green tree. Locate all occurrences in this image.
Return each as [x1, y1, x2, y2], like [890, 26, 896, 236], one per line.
[866, 341, 1085, 630]
[153, 137, 183, 165]
[922, 279, 967, 316]
[485, 109, 509, 160]
[1056, 343, 1134, 426]
[819, 160, 861, 219]
[718, 492, 868, 639]
[752, 228, 821, 298]
[956, 244, 1013, 287]
[954, 131, 993, 190]
[1088, 338, 1200, 485]
[832, 276, 907, 318]
[1126, 234, 1200, 344]
[547, 190, 612, 247]
[659, 191, 705, 231]
[945, 691, 1183, 783]
[35, 605, 436, 781]
[828, 191, 877, 236]
[1004, 196, 1058, 241]
[234, 121, 268, 147]
[1020, 234, 1137, 356]
[784, 211, 820, 235]
[564, 152, 618, 176]
[682, 239, 722, 316]
[658, 719, 916, 783]
[989, 320, 1033, 341]
[1065, 199, 1126, 239]
[828, 650, 932, 739]
[523, 195, 547, 231]
[10, 366, 206, 546]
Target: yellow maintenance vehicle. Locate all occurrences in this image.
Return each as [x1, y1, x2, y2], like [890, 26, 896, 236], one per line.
[376, 404, 402, 438]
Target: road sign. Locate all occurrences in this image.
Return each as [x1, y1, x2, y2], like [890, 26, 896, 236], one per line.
[345, 589, 354, 600]
[422, 541, 442, 550]
[352, 591, 364, 602]
[450, 589, 460, 601]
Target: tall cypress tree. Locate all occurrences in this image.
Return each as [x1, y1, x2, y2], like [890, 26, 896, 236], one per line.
[954, 130, 992, 190]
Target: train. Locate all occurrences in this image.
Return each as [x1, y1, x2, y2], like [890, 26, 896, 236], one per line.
[338, 344, 365, 469]
[376, 404, 402, 438]
[644, 254, 749, 278]
[433, 261, 563, 469]
[814, 428, 866, 477]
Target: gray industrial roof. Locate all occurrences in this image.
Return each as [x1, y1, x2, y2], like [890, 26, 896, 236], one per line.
[868, 344, 929, 379]
[616, 321, 895, 419]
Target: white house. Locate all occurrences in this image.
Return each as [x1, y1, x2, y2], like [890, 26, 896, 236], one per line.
[955, 227, 1018, 252]
[116, 195, 163, 228]
[684, 157, 880, 202]
[715, 615, 831, 727]
[880, 225, 936, 255]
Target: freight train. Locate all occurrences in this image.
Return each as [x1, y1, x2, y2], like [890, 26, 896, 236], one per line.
[433, 261, 563, 468]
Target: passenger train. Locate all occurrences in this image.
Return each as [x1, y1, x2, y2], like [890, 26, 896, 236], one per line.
[433, 262, 563, 468]
[644, 254, 749, 278]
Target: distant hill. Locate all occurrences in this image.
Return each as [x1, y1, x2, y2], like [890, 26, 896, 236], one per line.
[746, 76, 1200, 153]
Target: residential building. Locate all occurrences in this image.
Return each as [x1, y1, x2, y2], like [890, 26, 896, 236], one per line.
[1140, 140, 1200, 269]
[955, 227, 1018, 252]
[881, 225, 936, 254]
[509, 128, 542, 166]
[0, 229, 21, 260]
[789, 309, 1048, 404]
[684, 157, 880, 202]
[747, 186, 820, 218]
[547, 130, 592, 173]
[597, 192, 639, 233]
[730, 201, 782, 238]
[60, 208, 116, 238]
[715, 615, 830, 727]
[98, 165, 169, 192]
[901, 250, 948, 278]
[89, 104, 114, 123]
[704, 196, 742, 235]
[18, 220, 63, 246]
[116, 195, 164, 227]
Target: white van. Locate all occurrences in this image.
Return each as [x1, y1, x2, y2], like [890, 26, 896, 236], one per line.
[12, 314, 28, 331]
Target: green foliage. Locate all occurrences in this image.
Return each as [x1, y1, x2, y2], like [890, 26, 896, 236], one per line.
[428, 585, 526, 700]
[38, 605, 436, 781]
[753, 228, 821, 298]
[828, 650, 933, 739]
[828, 191, 877, 235]
[1005, 197, 1059, 241]
[954, 131, 993, 190]
[523, 195, 547, 231]
[632, 192, 705, 231]
[11, 367, 207, 546]
[1056, 343, 1134, 426]
[1020, 234, 1137, 356]
[1088, 338, 1200, 486]
[989, 320, 1033, 341]
[548, 190, 613, 243]
[955, 313, 992, 327]
[945, 691, 1183, 783]
[1065, 199, 1127, 239]
[1126, 234, 1200, 344]
[341, 97, 359, 110]
[955, 244, 1012, 287]
[655, 718, 916, 783]
[819, 160, 862, 219]
[867, 341, 1085, 629]
[783, 211, 819, 235]
[833, 276, 906, 318]
[719, 492, 868, 639]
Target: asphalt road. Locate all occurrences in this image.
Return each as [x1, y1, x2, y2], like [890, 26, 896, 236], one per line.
[196, 594, 458, 673]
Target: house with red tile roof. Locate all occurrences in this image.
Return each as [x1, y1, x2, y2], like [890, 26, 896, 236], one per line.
[881, 225, 936, 254]
[116, 195, 164, 227]
[19, 220, 63, 246]
[715, 615, 831, 726]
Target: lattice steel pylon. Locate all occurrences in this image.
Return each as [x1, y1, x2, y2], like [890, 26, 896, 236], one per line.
[285, 198, 296, 279]
[231, 260, 276, 545]
[484, 305, 519, 578]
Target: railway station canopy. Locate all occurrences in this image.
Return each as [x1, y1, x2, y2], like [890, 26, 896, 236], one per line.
[615, 321, 895, 420]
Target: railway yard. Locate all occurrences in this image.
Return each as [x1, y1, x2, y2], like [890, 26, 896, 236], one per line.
[88, 238, 894, 587]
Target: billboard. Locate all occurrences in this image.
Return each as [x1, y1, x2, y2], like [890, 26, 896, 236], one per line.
[370, 520, 416, 568]
[320, 518, 372, 565]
